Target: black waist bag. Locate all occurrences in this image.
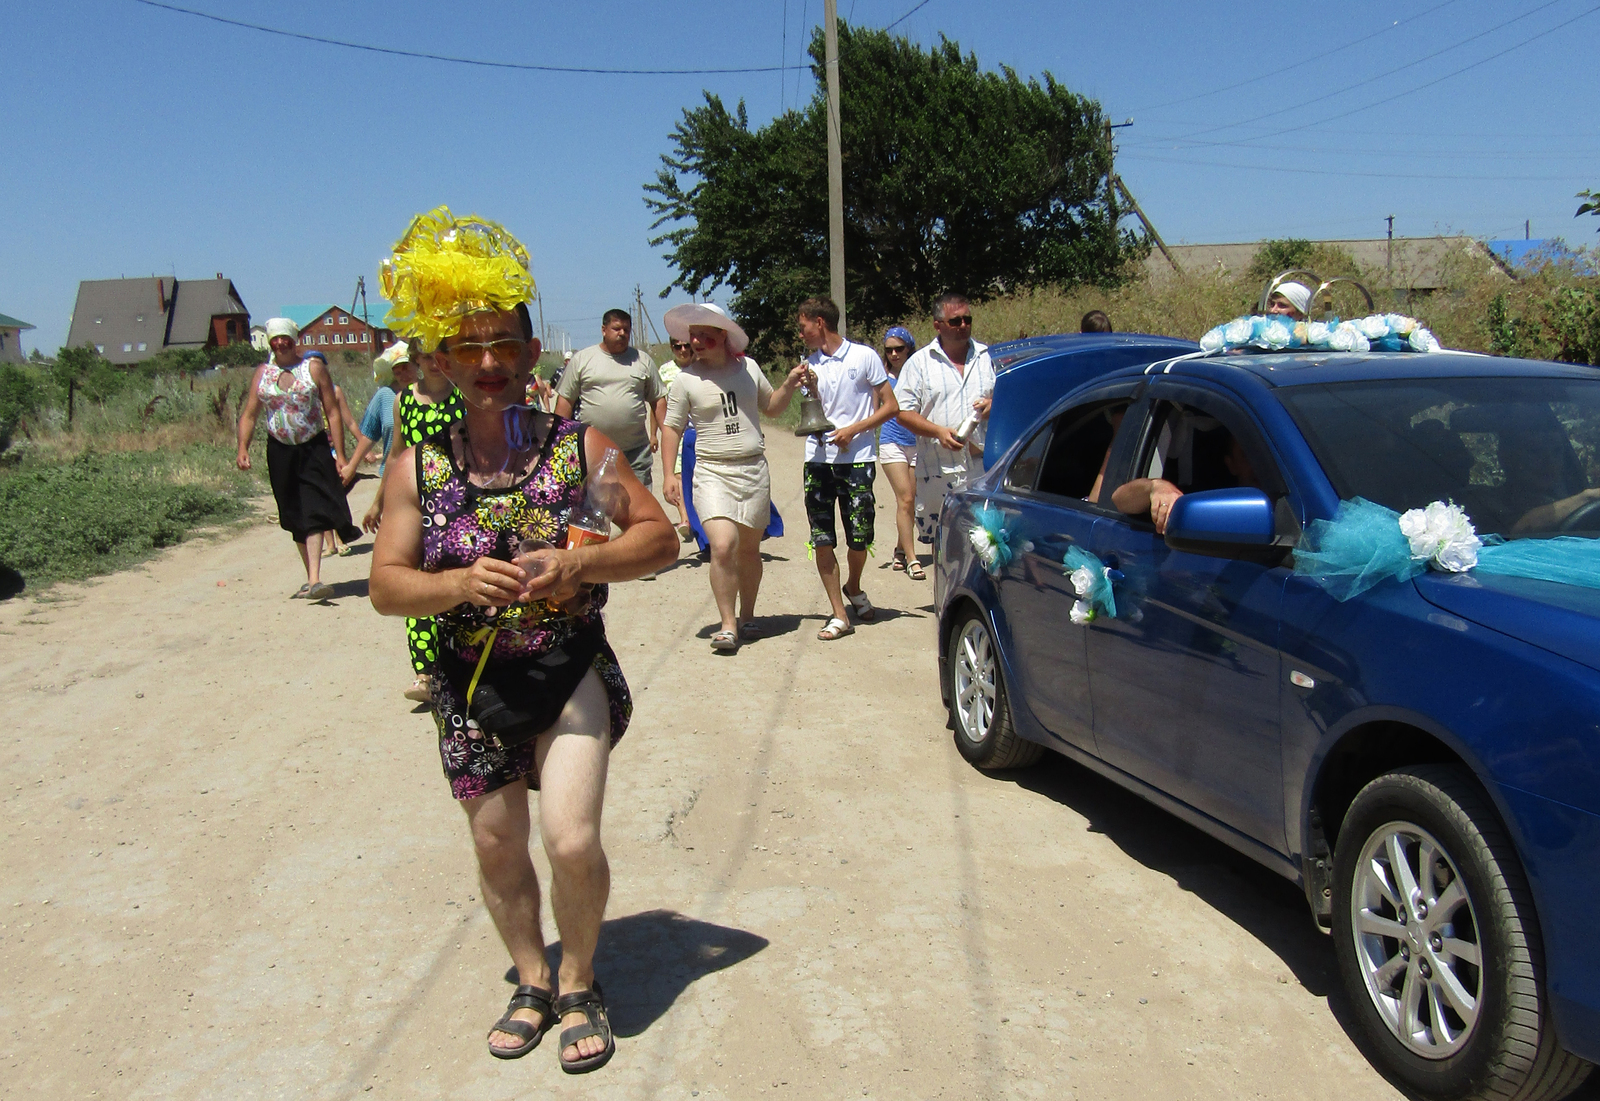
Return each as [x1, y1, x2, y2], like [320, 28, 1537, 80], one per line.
[442, 623, 605, 750]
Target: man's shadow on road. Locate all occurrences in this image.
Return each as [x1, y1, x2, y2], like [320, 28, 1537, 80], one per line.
[506, 908, 767, 1037]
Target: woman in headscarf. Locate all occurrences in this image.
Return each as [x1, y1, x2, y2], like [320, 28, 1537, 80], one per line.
[369, 206, 677, 1072]
[878, 326, 924, 579]
[236, 318, 360, 599]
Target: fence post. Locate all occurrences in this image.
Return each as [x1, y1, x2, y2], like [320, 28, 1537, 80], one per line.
[67, 378, 75, 429]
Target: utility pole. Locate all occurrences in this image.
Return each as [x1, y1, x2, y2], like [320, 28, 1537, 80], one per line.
[536, 292, 546, 348]
[1115, 176, 1179, 273]
[1386, 215, 1394, 282]
[824, 0, 846, 336]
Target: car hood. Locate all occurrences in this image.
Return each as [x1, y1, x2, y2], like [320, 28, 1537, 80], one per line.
[1416, 571, 1600, 673]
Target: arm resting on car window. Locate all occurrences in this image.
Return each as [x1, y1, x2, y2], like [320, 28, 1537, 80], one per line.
[1113, 478, 1184, 535]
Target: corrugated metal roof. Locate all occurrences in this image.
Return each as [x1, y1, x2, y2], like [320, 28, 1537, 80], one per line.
[166, 277, 248, 348]
[0, 313, 34, 331]
[1144, 236, 1507, 290]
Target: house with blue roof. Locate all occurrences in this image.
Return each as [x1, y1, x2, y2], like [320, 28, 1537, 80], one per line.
[251, 299, 398, 357]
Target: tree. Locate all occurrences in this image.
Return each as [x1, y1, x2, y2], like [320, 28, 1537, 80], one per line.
[1577, 189, 1600, 229]
[53, 344, 124, 403]
[645, 23, 1142, 361]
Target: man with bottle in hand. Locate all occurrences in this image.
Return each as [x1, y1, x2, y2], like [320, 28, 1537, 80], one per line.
[794, 297, 897, 640]
[369, 206, 678, 1074]
[894, 294, 996, 545]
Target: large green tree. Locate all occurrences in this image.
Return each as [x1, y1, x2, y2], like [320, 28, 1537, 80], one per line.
[645, 24, 1142, 361]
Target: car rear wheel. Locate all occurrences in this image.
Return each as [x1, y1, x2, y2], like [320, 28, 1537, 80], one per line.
[947, 610, 1042, 770]
[1331, 765, 1593, 1101]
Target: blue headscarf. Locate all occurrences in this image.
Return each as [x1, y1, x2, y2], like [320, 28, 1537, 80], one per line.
[884, 325, 916, 349]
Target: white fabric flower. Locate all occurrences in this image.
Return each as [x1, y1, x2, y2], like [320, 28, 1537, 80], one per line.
[969, 526, 998, 568]
[1329, 323, 1370, 353]
[1224, 317, 1254, 344]
[1398, 500, 1480, 572]
[1357, 315, 1390, 340]
[1408, 327, 1439, 352]
[1069, 565, 1097, 597]
[1260, 319, 1292, 349]
[1200, 326, 1226, 353]
[1306, 321, 1331, 346]
[1069, 600, 1096, 625]
[1387, 314, 1417, 336]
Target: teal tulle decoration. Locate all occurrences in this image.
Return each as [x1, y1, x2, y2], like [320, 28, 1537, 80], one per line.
[1294, 497, 1426, 600]
[969, 504, 1016, 575]
[1476, 536, 1600, 589]
[1063, 545, 1118, 621]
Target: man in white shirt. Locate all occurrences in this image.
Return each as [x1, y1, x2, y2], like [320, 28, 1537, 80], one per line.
[894, 293, 995, 544]
[796, 297, 898, 640]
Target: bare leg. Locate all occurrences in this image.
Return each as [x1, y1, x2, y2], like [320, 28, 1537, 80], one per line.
[703, 518, 741, 634]
[462, 779, 553, 1051]
[883, 461, 917, 563]
[302, 534, 324, 583]
[734, 521, 762, 623]
[842, 547, 868, 597]
[295, 538, 311, 581]
[814, 544, 850, 623]
[533, 669, 613, 1065]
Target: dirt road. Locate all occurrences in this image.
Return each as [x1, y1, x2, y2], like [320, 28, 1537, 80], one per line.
[0, 429, 1409, 1100]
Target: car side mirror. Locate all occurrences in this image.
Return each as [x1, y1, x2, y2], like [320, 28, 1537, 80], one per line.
[1164, 488, 1278, 558]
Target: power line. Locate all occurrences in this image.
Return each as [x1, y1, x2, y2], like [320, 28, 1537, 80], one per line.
[1124, 0, 1464, 114]
[887, 0, 934, 31]
[1122, 136, 1600, 161]
[1120, 152, 1582, 183]
[131, 0, 809, 75]
[1175, 0, 1566, 140]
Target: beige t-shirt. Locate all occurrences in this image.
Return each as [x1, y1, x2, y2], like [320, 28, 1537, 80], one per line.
[555, 343, 663, 452]
[664, 358, 772, 462]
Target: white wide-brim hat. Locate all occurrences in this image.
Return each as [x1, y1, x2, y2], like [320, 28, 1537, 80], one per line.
[663, 302, 749, 355]
[265, 317, 299, 341]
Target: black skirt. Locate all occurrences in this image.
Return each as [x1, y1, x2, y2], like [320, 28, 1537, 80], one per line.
[266, 432, 359, 543]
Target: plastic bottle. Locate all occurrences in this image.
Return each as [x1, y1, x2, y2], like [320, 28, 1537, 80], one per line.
[952, 411, 981, 444]
[565, 446, 624, 550]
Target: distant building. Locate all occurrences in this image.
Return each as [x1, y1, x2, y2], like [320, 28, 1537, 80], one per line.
[1145, 236, 1510, 300]
[0, 312, 35, 364]
[279, 302, 398, 359]
[65, 274, 250, 365]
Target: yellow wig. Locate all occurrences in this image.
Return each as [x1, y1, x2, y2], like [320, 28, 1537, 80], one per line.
[380, 206, 535, 350]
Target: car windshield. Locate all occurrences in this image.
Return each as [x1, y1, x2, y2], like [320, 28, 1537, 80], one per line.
[1278, 375, 1600, 537]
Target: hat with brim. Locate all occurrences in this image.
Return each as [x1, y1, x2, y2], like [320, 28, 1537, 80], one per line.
[663, 302, 749, 355]
[265, 317, 299, 341]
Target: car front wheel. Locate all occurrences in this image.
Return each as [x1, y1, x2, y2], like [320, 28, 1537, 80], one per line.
[946, 609, 1042, 770]
[1331, 765, 1592, 1101]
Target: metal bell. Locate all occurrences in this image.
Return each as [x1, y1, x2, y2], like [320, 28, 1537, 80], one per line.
[793, 388, 836, 437]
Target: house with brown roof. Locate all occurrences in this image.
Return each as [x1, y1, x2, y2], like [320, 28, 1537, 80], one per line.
[0, 313, 34, 364]
[65, 274, 250, 364]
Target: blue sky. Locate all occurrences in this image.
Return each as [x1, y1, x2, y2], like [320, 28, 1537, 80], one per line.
[4, 0, 1597, 355]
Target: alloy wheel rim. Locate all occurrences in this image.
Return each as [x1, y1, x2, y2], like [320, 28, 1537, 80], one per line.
[953, 621, 996, 743]
[1350, 820, 1483, 1059]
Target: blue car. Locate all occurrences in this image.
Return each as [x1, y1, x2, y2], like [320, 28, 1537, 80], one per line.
[935, 346, 1600, 1101]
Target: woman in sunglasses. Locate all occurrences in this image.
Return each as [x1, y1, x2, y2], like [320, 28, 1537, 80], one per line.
[878, 326, 924, 580]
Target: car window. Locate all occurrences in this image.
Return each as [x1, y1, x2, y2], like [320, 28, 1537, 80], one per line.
[1278, 376, 1600, 536]
[1005, 399, 1129, 500]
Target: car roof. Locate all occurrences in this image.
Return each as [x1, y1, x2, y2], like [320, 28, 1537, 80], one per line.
[989, 331, 1198, 374]
[1112, 349, 1600, 391]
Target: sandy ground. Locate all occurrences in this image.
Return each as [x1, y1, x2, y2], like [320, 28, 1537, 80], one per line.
[0, 428, 1431, 1100]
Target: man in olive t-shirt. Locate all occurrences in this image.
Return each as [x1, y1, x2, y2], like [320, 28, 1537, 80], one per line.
[555, 309, 666, 488]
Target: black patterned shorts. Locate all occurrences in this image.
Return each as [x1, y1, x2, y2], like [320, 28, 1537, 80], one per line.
[803, 461, 876, 550]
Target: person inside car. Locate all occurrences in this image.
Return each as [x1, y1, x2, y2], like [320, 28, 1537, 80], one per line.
[1264, 281, 1310, 321]
[1112, 431, 1262, 534]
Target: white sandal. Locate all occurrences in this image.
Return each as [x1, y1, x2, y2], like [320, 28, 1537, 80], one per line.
[817, 616, 854, 641]
[846, 589, 876, 621]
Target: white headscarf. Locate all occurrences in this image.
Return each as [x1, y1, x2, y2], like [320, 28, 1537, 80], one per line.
[265, 317, 299, 341]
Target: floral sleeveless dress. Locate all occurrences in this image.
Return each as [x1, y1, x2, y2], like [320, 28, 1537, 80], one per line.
[419, 414, 631, 800]
[396, 387, 466, 677]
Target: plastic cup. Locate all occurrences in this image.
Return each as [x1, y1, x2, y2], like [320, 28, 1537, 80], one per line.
[516, 538, 555, 581]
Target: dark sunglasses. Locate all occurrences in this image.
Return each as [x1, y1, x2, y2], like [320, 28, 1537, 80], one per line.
[671, 341, 692, 350]
[883, 344, 909, 354]
[444, 339, 524, 367]
[942, 315, 973, 327]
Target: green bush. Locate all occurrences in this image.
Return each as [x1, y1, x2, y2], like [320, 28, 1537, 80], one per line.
[0, 447, 253, 585]
[0, 365, 42, 448]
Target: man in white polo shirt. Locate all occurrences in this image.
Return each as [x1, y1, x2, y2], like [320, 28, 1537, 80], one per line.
[795, 297, 898, 640]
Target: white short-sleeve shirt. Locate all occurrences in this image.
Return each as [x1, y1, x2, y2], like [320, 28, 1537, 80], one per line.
[898, 338, 994, 478]
[802, 339, 888, 464]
